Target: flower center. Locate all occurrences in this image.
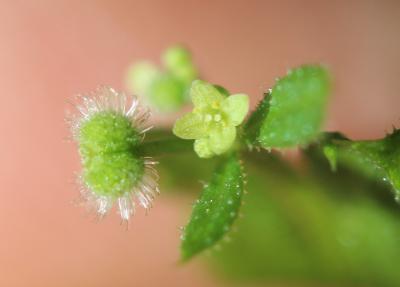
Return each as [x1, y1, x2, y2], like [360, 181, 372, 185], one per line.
[202, 107, 226, 126]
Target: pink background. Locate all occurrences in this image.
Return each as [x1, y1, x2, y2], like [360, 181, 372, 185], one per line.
[0, 1, 399, 286]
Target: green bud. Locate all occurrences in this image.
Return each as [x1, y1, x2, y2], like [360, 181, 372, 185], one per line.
[162, 45, 198, 84]
[148, 74, 187, 112]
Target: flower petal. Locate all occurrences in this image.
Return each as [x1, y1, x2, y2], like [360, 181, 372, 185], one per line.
[222, 94, 249, 126]
[194, 138, 214, 158]
[209, 125, 236, 155]
[191, 80, 225, 109]
[173, 112, 207, 139]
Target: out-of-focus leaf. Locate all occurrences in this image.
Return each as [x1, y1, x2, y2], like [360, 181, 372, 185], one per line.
[181, 154, 244, 261]
[314, 133, 383, 184]
[210, 151, 400, 287]
[245, 65, 330, 148]
[350, 129, 400, 200]
[318, 131, 400, 202]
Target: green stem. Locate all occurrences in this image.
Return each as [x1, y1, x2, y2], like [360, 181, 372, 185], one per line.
[137, 136, 193, 157]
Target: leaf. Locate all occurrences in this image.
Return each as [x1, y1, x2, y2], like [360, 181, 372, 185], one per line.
[315, 132, 383, 181]
[211, 151, 400, 286]
[317, 130, 400, 202]
[245, 65, 330, 148]
[350, 129, 400, 200]
[181, 153, 244, 261]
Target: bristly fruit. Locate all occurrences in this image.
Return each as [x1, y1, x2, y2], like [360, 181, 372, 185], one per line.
[67, 86, 159, 222]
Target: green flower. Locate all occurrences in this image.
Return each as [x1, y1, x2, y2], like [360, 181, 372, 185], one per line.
[173, 80, 249, 158]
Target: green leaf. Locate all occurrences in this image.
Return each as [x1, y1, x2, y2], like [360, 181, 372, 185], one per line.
[315, 132, 383, 181]
[211, 151, 400, 286]
[181, 154, 244, 261]
[350, 129, 400, 200]
[245, 65, 330, 148]
[316, 131, 400, 201]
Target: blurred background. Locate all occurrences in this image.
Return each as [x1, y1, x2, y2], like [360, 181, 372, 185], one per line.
[1, 1, 400, 286]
